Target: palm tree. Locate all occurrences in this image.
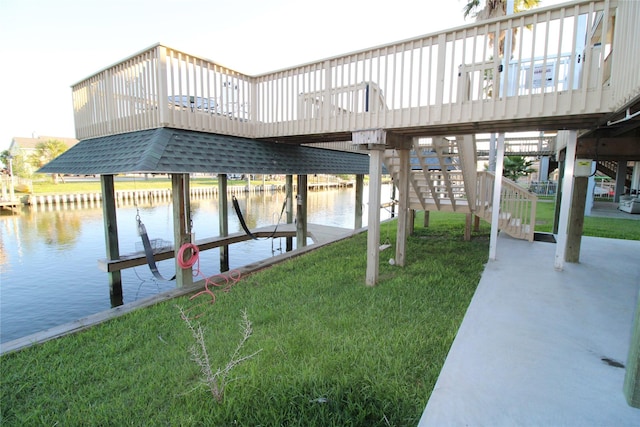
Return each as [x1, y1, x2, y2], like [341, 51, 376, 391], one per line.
[503, 155, 536, 182]
[462, 0, 541, 58]
[462, 0, 541, 171]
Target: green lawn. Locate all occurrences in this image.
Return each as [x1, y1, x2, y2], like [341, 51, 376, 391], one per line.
[1, 213, 489, 426]
[534, 200, 640, 240]
[30, 177, 247, 194]
[1, 202, 638, 425]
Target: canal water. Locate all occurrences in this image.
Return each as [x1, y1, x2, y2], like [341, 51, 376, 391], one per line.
[0, 185, 393, 344]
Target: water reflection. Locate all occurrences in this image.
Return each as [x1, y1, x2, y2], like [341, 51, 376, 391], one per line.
[0, 185, 392, 344]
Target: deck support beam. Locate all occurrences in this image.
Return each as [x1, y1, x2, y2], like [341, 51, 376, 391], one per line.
[489, 133, 505, 261]
[218, 174, 229, 272]
[395, 147, 410, 266]
[465, 213, 472, 241]
[565, 176, 588, 262]
[366, 147, 383, 285]
[296, 174, 308, 248]
[100, 174, 123, 307]
[615, 161, 628, 202]
[555, 131, 577, 271]
[625, 291, 640, 408]
[286, 175, 294, 251]
[355, 174, 364, 229]
[172, 174, 193, 288]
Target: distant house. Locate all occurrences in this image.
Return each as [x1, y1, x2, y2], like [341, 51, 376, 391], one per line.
[8, 135, 79, 175]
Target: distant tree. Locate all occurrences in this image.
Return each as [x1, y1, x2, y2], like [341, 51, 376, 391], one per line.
[29, 139, 69, 183]
[1, 150, 31, 178]
[1, 150, 10, 170]
[462, 0, 541, 57]
[503, 155, 536, 181]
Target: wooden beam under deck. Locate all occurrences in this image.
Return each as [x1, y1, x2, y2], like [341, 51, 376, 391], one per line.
[98, 223, 353, 273]
[577, 137, 640, 160]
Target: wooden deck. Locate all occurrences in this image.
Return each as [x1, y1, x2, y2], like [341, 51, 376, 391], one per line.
[69, 1, 639, 144]
[0, 199, 20, 211]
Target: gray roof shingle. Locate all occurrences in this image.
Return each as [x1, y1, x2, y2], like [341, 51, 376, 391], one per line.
[38, 128, 371, 175]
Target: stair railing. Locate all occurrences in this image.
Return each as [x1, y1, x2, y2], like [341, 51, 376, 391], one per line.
[476, 171, 537, 242]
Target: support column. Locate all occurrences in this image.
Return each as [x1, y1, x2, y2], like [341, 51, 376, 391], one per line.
[218, 174, 229, 272]
[624, 290, 640, 408]
[100, 175, 123, 307]
[615, 160, 628, 202]
[395, 148, 410, 267]
[172, 174, 193, 288]
[489, 133, 505, 261]
[296, 174, 308, 249]
[464, 213, 472, 241]
[566, 176, 588, 263]
[409, 209, 415, 235]
[539, 156, 551, 182]
[355, 174, 364, 229]
[366, 147, 384, 286]
[553, 158, 565, 235]
[390, 183, 396, 218]
[555, 131, 577, 271]
[423, 210, 430, 228]
[286, 175, 294, 252]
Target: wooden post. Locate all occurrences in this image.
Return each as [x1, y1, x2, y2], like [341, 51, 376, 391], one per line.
[366, 147, 383, 286]
[615, 160, 627, 202]
[489, 133, 505, 261]
[395, 148, 410, 266]
[565, 176, 588, 262]
[464, 213, 472, 241]
[555, 131, 577, 271]
[355, 174, 364, 229]
[296, 174, 308, 248]
[390, 182, 396, 218]
[286, 175, 294, 252]
[473, 215, 480, 232]
[172, 174, 193, 288]
[409, 209, 415, 235]
[100, 175, 123, 307]
[553, 158, 565, 235]
[423, 210, 430, 228]
[624, 290, 640, 408]
[218, 174, 229, 272]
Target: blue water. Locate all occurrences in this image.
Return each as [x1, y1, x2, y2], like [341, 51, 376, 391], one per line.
[0, 185, 392, 343]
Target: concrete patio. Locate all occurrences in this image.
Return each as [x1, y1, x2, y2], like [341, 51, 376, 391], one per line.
[419, 233, 640, 426]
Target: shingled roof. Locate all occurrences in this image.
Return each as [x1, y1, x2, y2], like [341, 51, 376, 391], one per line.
[39, 128, 371, 175]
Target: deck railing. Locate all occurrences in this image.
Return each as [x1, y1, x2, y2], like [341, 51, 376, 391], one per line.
[72, 0, 635, 141]
[476, 171, 537, 242]
[476, 135, 557, 157]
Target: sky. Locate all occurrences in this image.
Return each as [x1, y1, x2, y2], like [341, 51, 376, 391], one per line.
[0, 0, 567, 151]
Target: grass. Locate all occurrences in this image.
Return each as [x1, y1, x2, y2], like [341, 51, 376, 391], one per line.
[0, 212, 490, 426]
[1, 199, 637, 425]
[534, 200, 640, 240]
[30, 177, 254, 194]
[28, 176, 374, 194]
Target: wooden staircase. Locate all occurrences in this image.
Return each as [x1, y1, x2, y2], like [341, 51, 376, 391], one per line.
[383, 136, 537, 241]
[596, 160, 632, 189]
